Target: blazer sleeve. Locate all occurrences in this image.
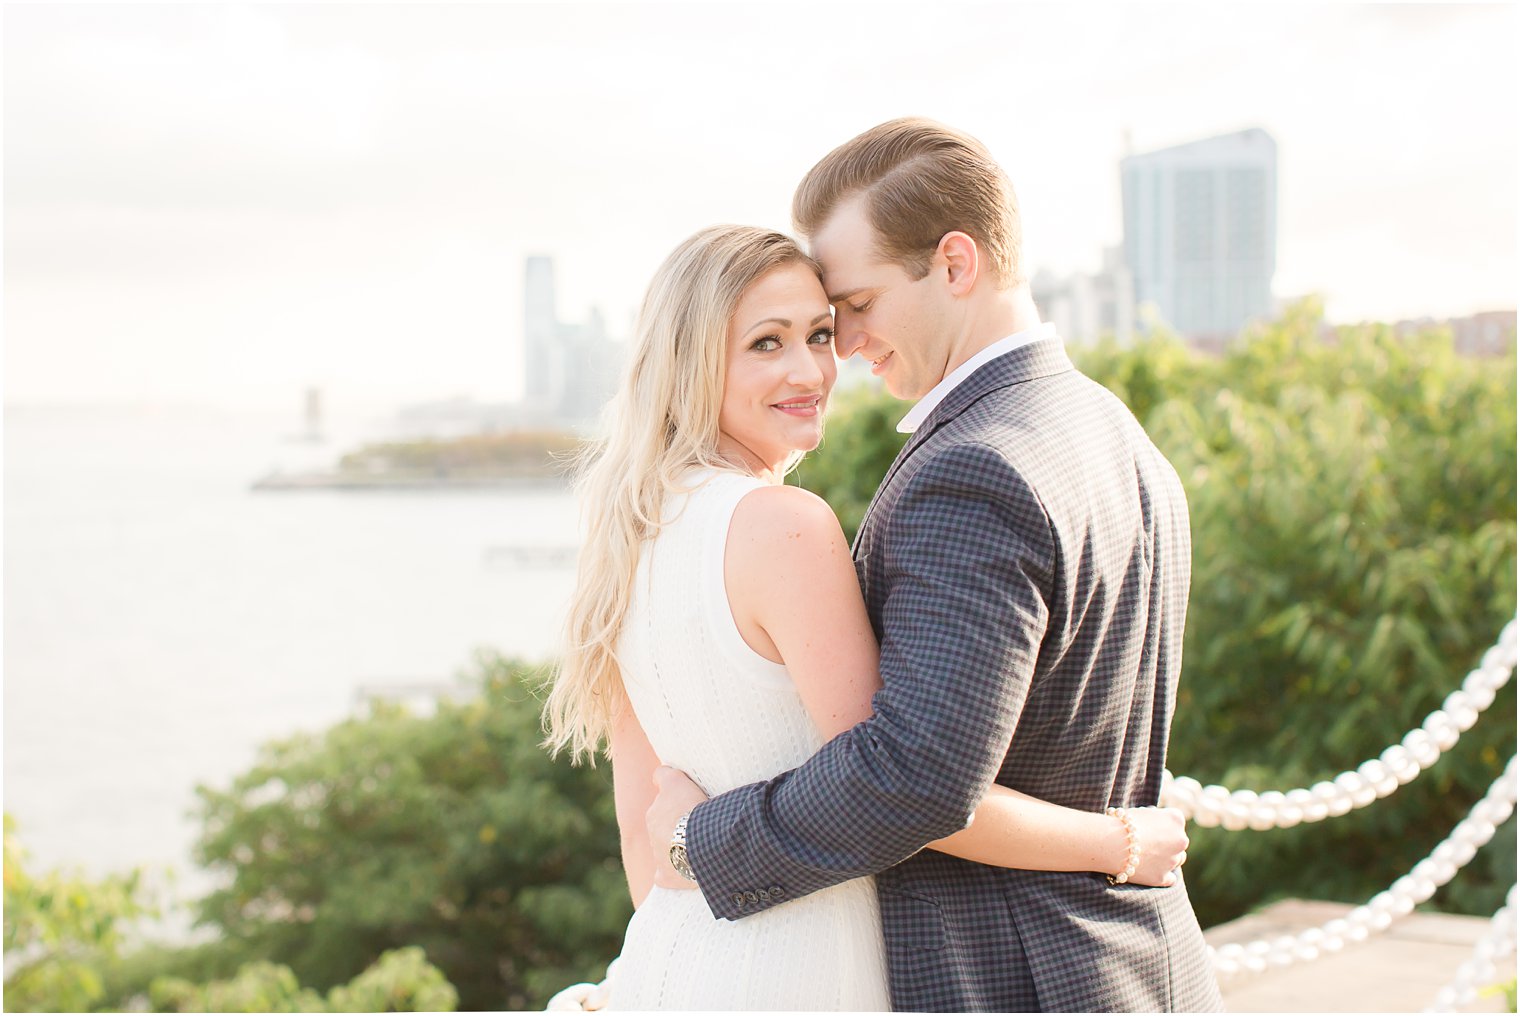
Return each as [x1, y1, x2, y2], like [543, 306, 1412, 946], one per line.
[684, 440, 1056, 920]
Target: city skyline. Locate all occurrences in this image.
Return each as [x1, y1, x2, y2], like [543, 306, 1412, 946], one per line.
[4, 3, 1516, 413]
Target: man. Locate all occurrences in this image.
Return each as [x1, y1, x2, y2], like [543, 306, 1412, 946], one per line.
[647, 118, 1223, 1012]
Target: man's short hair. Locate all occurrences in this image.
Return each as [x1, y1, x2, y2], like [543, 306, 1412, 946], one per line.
[793, 117, 1024, 289]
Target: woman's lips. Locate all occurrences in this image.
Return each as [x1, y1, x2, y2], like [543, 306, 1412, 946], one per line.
[772, 396, 822, 417]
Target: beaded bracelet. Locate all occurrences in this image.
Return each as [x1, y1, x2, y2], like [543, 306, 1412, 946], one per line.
[1105, 807, 1141, 884]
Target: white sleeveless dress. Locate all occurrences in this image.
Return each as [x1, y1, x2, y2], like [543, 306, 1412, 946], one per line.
[608, 469, 890, 1011]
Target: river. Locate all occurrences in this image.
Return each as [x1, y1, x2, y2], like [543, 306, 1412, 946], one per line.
[3, 404, 580, 918]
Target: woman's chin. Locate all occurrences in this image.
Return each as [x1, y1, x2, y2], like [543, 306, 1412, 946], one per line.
[792, 431, 825, 454]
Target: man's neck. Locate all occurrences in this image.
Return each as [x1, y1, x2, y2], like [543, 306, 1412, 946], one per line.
[941, 286, 1043, 379]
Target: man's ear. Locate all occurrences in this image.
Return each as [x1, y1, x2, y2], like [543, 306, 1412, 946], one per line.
[936, 231, 980, 295]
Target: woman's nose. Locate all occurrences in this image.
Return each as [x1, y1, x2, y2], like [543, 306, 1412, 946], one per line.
[786, 344, 825, 387]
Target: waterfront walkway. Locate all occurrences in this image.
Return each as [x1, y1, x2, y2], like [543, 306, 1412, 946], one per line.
[1207, 899, 1509, 1013]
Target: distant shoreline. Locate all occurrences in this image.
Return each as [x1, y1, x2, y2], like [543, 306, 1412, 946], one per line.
[251, 471, 570, 492]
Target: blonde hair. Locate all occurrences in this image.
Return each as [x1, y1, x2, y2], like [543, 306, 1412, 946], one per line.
[793, 117, 1024, 288]
[544, 225, 821, 763]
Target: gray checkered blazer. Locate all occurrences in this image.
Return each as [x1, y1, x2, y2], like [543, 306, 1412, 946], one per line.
[686, 338, 1223, 1012]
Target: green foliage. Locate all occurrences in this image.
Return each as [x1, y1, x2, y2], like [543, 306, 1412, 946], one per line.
[188, 655, 628, 1011]
[1071, 321, 1204, 427]
[801, 308, 1516, 926]
[148, 947, 458, 1013]
[1483, 976, 1519, 1012]
[323, 947, 458, 1013]
[151, 960, 325, 1012]
[3, 815, 156, 1012]
[792, 383, 911, 543]
[1122, 311, 1517, 926]
[338, 431, 584, 480]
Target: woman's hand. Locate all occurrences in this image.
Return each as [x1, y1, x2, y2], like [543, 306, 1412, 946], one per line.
[1120, 806, 1189, 887]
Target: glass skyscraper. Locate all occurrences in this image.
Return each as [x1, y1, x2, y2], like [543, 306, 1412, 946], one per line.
[1121, 129, 1277, 341]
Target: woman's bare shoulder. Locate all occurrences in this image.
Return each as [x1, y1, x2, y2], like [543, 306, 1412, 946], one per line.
[728, 483, 847, 551]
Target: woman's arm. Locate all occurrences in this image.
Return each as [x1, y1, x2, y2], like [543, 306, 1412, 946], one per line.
[610, 696, 662, 908]
[930, 785, 1187, 886]
[725, 485, 1185, 886]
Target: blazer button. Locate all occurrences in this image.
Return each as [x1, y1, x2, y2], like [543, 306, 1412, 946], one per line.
[744, 891, 758, 903]
[731, 893, 746, 907]
[757, 889, 770, 902]
[769, 885, 785, 898]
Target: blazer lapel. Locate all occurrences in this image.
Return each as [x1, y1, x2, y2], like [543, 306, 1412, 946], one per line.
[853, 337, 1075, 554]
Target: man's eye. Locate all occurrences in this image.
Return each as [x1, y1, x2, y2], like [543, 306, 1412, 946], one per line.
[808, 328, 836, 346]
[849, 302, 872, 315]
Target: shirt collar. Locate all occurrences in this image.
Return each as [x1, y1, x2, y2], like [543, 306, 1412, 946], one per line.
[896, 322, 1058, 434]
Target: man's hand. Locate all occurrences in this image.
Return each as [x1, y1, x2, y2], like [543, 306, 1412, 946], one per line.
[647, 766, 709, 890]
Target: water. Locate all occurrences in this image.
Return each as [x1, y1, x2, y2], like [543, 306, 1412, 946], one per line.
[2, 404, 579, 915]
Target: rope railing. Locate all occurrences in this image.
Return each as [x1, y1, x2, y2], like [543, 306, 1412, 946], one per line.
[1209, 755, 1516, 977]
[1426, 884, 1517, 1013]
[1162, 618, 1517, 830]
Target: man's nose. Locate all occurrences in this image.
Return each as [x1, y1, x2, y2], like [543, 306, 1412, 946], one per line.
[834, 327, 867, 360]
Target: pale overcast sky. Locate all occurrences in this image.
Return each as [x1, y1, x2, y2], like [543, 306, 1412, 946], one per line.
[4, 2, 1516, 412]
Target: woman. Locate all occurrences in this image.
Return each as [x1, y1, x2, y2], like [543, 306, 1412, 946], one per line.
[544, 226, 1187, 1010]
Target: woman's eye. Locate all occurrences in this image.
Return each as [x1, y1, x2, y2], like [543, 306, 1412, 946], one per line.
[751, 336, 781, 351]
[808, 328, 836, 346]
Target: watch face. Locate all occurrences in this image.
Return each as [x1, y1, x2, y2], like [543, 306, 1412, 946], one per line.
[669, 845, 696, 883]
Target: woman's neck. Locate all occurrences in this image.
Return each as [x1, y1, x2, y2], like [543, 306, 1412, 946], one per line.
[714, 435, 786, 485]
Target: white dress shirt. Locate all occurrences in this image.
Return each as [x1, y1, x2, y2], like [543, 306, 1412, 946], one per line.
[896, 321, 1059, 434]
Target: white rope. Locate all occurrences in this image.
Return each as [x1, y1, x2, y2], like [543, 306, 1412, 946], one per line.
[1210, 755, 1517, 978]
[1425, 884, 1517, 1012]
[1164, 618, 1516, 830]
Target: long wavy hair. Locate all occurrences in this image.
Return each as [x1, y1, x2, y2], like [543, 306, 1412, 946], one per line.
[543, 225, 822, 763]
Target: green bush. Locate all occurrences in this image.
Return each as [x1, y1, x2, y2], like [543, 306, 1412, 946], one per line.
[793, 383, 910, 543]
[1132, 312, 1516, 924]
[3, 816, 156, 1012]
[186, 655, 627, 1011]
[149, 947, 458, 1013]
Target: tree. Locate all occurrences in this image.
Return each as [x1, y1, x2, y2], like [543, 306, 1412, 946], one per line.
[793, 383, 910, 543]
[3, 815, 156, 1012]
[1133, 312, 1516, 924]
[188, 655, 628, 1011]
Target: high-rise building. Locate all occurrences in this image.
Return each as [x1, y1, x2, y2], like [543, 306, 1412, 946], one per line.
[1031, 245, 1136, 346]
[1121, 128, 1277, 343]
[558, 307, 623, 422]
[520, 255, 623, 426]
[523, 255, 562, 410]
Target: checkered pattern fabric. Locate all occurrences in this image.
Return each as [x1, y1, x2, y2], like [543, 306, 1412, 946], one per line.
[686, 338, 1223, 1011]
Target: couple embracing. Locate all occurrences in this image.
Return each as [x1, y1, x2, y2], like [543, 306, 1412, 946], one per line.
[545, 118, 1224, 1013]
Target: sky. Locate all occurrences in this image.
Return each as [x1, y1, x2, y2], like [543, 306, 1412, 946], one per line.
[3, 2, 1517, 413]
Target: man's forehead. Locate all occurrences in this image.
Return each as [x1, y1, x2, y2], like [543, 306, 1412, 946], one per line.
[816, 249, 886, 300]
